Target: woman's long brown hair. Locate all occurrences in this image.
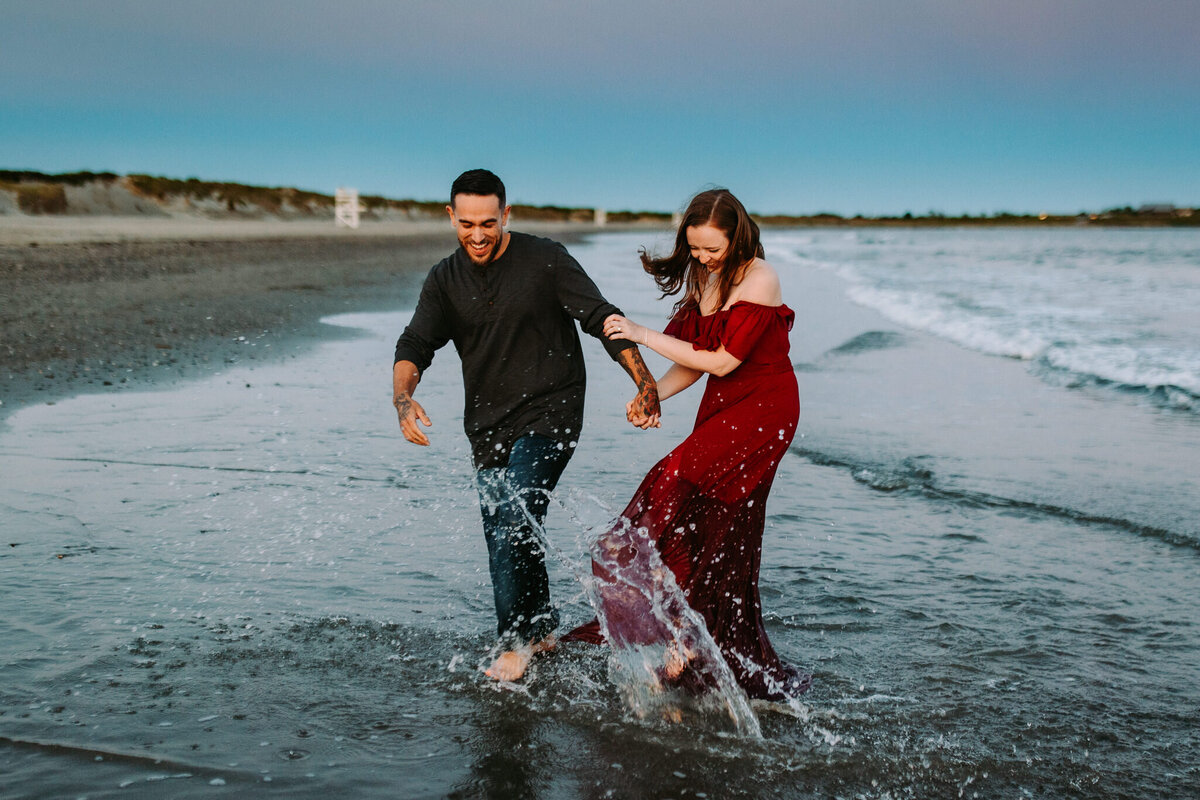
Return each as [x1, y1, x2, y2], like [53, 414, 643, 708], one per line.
[640, 188, 764, 314]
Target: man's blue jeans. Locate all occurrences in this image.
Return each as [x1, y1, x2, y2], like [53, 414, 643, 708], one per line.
[475, 433, 573, 646]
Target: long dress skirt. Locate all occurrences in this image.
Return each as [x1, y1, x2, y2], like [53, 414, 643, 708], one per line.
[564, 302, 812, 701]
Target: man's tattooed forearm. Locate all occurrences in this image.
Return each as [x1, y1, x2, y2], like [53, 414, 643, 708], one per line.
[636, 382, 660, 414]
[617, 348, 660, 415]
[633, 364, 660, 415]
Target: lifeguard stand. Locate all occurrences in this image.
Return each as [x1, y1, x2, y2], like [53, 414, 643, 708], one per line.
[335, 187, 360, 229]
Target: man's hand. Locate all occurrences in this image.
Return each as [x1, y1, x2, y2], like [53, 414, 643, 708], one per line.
[392, 359, 432, 445]
[394, 391, 432, 445]
[627, 381, 661, 429]
[626, 397, 660, 429]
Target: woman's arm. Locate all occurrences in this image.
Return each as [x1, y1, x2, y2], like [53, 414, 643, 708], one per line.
[604, 315, 743, 376]
[655, 363, 704, 401]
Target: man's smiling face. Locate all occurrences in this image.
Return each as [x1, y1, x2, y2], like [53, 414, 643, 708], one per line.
[448, 193, 511, 265]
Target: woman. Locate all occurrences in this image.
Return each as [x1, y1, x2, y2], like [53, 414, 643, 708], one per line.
[564, 189, 811, 701]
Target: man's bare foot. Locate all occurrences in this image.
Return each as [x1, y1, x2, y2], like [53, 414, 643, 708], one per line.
[485, 636, 556, 682]
[485, 648, 532, 682]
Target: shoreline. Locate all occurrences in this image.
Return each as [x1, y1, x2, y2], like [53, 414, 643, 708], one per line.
[0, 214, 637, 246]
[0, 218, 633, 421]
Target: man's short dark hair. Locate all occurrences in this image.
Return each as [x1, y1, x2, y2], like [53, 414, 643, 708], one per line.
[451, 169, 506, 208]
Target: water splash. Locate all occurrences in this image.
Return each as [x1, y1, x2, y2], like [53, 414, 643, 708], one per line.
[551, 491, 764, 737]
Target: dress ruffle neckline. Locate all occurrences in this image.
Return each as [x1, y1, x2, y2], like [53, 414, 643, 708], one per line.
[697, 300, 794, 319]
[670, 301, 794, 355]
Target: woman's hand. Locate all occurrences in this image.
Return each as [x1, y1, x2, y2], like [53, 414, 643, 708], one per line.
[603, 314, 649, 345]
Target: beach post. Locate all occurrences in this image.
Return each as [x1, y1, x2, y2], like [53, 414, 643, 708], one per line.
[335, 187, 361, 229]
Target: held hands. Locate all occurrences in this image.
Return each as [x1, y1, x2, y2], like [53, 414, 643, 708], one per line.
[627, 360, 662, 431]
[394, 392, 432, 445]
[603, 314, 650, 346]
[626, 396, 661, 429]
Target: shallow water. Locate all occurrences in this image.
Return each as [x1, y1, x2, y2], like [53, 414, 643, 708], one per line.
[2, 229, 1198, 798]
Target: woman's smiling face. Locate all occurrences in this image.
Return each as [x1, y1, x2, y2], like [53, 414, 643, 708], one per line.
[686, 223, 730, 271]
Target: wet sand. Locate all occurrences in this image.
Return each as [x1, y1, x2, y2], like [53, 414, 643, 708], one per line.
[0, 217, 602, 419]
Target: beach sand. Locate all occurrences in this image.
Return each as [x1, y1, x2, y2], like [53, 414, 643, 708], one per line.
[0, 216, 601, 418]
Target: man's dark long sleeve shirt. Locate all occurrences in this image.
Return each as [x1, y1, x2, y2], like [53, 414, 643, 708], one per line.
[394, 232, 635, 469]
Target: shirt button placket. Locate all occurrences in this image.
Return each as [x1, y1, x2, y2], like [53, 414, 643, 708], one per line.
[481, 268, 495, 317]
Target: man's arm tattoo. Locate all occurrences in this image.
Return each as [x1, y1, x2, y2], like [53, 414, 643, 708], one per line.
[393, 391, 414, 419]
[618, 349, 661, 415]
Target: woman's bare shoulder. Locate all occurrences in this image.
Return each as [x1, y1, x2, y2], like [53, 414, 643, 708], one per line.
[733, 259, 782, 305]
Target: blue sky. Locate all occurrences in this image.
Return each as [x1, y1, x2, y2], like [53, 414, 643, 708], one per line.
[2, 1, 1197, 216]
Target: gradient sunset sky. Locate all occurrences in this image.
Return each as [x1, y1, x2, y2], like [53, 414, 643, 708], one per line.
[2, 0, 1197, 216]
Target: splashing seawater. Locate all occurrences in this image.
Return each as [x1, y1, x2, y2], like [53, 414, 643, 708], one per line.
[534, 488, 817, 738]
[580, 514, 762, 736]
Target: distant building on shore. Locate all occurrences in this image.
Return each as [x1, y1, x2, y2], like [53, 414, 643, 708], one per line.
[335, 187, 360, 229]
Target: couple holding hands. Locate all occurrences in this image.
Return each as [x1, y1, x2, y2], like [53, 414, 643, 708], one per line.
[393, 169, 809, 701]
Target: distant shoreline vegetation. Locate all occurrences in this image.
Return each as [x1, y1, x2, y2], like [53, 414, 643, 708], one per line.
[1, 170, 1196, 227]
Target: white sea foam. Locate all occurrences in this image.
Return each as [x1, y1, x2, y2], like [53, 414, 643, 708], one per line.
[1041, 343, 1200, 396]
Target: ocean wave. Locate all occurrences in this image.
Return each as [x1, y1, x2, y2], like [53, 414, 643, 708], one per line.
[845, 285, 1046, 360]
[768, 228, 1200, 415]
[839, 282, 1200, 414]
[790, 446, 1200, 551]
[1036, 344, 1200, 411]
[824, 330, 908, 357]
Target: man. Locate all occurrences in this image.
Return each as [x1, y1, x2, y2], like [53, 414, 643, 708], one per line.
[393, 169, 660, 681]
